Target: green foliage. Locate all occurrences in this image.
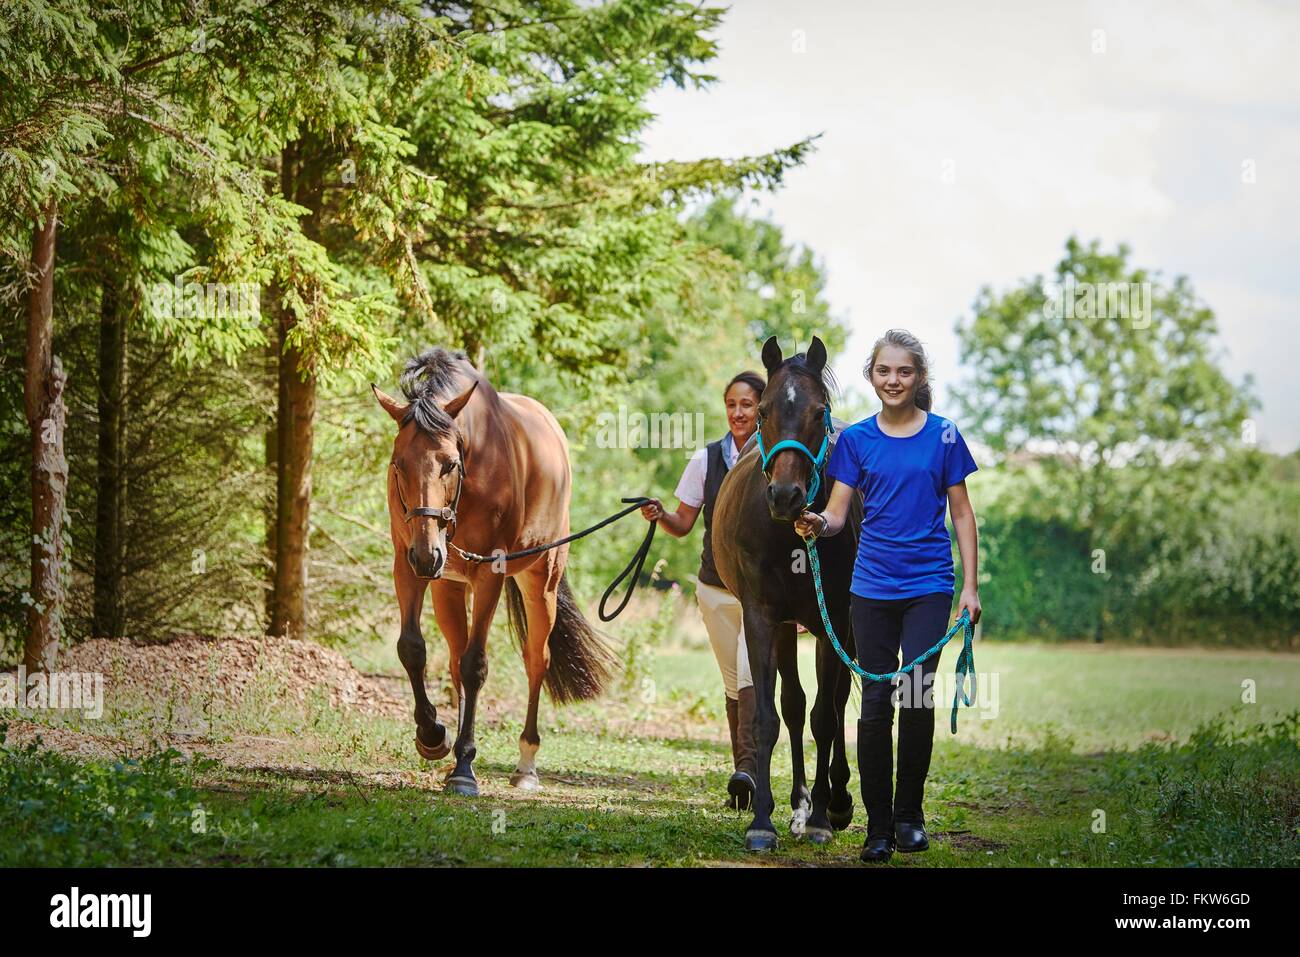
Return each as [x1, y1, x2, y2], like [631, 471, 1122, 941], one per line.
[950, 237, 1290, 645]
[1058, 711, 1300, 867]
[0, 725, 217, 866]
[0, 1, 835, 648]
[967, 505, 1102, 641]
[389, 2, 817, 395]
[551, 195, 852, 592]
[952, 237, 1257, 542]
[620, 576, 679, 695]
[1120, 466, 1300, 646]
[965, 454, 1300, 646]
[685, 194, 846, 357]
[1, 0, 427, 376]
[954, 236, 1256, 462]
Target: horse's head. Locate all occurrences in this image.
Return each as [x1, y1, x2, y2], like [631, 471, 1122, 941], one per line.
[757, 335, 834, 522]
[373, 355, 479, 580]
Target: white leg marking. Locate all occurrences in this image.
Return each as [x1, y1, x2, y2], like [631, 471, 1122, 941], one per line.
[511, 739, 541, 790]
[516, 739, 539, 776]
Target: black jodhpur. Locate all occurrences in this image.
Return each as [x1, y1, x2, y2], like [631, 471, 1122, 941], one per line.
[851, 591, 953, 839]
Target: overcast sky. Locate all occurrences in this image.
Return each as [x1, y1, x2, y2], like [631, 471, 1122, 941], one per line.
[639, 0, 1300, 453]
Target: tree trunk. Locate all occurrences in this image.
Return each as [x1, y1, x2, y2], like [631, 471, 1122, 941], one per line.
[93, 272, 127, 638]
[268, 142, 323, 639]
[270, 307, 316, 638]
[24, 199, 65, 673]
[264, 334, 278, 624]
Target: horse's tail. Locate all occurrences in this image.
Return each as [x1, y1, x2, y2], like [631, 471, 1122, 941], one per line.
[503, 572, 618, 704]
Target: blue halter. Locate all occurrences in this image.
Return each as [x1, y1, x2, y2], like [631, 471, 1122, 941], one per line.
[754, 406, 834, 507]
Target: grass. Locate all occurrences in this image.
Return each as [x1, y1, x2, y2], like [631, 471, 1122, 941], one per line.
[3, 611, 1299, 867]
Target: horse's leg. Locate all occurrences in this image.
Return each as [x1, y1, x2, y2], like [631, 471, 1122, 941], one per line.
[394, 555, 450, 761]
[444, 573, 505, 796]
[428, 577, 470, 734]
[743, 606, 781, 852]
[804, 629, 848, 842]
[827, 614, 856, 831]
[802, 634, 833, 842]
[511, 557, 560, 791]
[804, 595, 857, 839]
[776, 624, 810, 836]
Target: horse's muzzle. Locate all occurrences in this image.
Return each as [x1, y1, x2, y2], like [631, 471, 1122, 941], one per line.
[407, 546, 446, 580]
[766, 481, 806, 522]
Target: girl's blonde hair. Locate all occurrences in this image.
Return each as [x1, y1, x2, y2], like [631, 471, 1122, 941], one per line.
[865, 329, 932, 412]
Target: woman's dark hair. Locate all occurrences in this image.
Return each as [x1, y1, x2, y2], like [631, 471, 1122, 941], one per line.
[724, 370, 766, 400]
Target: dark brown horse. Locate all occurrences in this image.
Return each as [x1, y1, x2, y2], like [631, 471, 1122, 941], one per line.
[712, 336, 863, 851]
[373, 348, 616, 795]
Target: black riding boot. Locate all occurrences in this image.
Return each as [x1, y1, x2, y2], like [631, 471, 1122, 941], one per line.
[857, 680, 895, 860]
[894, 696, 935, 851]
[895, 697, 935, 822]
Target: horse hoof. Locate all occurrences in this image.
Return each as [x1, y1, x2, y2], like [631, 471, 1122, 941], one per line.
[805, 826, 834, 845]
[828, 801, 855, 831]
[444, 775, 479, 797]
[415, 725, 450, 761]
[745, 829, 778, 853]
[509, 770, 541, 791]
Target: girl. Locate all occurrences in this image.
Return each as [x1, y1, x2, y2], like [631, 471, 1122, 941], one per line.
[640, 371, 766, 811]
[794, 329, 981, 863]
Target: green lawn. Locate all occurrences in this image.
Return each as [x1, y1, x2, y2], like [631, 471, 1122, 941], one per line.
[3, 634, 1298, 867]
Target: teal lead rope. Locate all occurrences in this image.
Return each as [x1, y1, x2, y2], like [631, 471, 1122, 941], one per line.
[804, 534, 977, 733]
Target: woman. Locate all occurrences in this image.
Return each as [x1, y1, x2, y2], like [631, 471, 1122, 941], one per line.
[794, 329, 981, 863]
[640, 370, 766, 811]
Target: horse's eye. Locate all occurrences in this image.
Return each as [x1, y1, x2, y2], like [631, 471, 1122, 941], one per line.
[440, 459, 457, 477]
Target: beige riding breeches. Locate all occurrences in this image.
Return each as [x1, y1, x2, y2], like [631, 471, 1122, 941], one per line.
[695, 580, 754, 697]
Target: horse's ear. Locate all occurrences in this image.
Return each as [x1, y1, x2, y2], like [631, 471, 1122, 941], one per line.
[761, 336, 783, 374]
[371, 384, 407, 424]
[807, 336, 827, 374]
[443, 378, 479, 419]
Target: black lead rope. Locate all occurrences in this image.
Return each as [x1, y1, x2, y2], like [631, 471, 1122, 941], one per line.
[598, 498, 657, 622]
[448, 496, 656, 622]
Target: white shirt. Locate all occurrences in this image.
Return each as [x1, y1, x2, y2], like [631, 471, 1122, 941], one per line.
[675, 433, 744, 508]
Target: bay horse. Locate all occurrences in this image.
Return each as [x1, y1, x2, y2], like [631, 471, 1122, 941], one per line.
[372, 348, 616, 796]
[712, 336, 863, 851]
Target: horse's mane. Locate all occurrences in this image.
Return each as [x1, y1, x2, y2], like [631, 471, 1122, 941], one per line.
[398, 347, 478, 439]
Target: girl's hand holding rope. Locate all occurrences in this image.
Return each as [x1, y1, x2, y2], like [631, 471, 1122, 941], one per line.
[958, 586, 982, 625]
[794, 509, 828, 539]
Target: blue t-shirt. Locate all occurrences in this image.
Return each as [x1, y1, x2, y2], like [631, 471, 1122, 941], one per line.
[825, 411, 978, 600]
